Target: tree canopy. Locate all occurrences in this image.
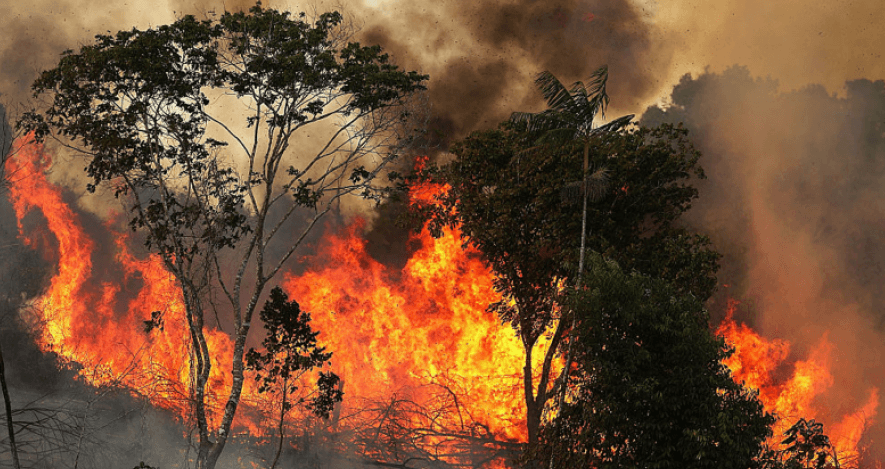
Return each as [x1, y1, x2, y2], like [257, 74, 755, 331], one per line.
[417, 118, 722, 445]
[533, 253, 773, 468]
[18, 4, 426, 468]
[412, 68, 749, 460]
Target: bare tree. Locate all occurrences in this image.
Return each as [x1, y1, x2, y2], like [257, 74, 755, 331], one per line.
[1, 101, 26, 469]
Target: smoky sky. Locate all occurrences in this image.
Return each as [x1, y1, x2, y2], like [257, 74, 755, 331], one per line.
[356, 0, 667, 145]
[642, 68, 885, 329]
[642, 68, 885, 460]
[0, 0, 667, 143]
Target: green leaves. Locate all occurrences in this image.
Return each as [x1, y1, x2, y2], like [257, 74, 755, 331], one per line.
[245, 287, 342, 418]
[416, 68, 762, 463]
[509, 66, 632, 145]
[760, 419, 838, 469]
[430, 122, 719, 326]
[18, 2, 426, 264]
[534, 254, 774, 469]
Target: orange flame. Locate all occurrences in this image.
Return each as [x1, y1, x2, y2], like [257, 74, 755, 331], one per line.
[6, 136, 243, 430]
[14, 136, 878, 465]
[5, 137, 526, 453]
[717, 299, 878, 461]
[281, 218, 527, 440]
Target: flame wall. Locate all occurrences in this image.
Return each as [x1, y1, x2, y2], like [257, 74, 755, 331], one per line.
[4, 136, 531, 456]
[4, 0, 885, 465]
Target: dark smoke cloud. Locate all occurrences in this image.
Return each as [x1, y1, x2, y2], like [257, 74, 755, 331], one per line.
[350, 0, 669, 252]
[357, 0, 668, 145]
[642, 66, 885, 461]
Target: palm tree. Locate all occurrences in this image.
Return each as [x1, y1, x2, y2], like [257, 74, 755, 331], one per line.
[511, 65, 632, 286]
[509, 66, 632, 450]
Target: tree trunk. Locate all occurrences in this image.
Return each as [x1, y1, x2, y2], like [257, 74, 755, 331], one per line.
[270, 380, 288, 469]
[0, 340, 20, 469]
[523, 345, 540, 445]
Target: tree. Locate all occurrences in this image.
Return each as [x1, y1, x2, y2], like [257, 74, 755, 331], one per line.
[509, 66, 632, 293]
[1, 102, 24, 469]
[760, 419, 842, 469]
[18, 4, 426, 468]
[508, 66, 632, 445]
[531, 253, 774, 468]
[418, 109, 720, 445]
[0, 104, 12, 189]
[245, 286, 342, 469]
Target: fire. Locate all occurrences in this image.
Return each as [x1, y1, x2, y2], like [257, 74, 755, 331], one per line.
[4, 136, 526, 453]
[10, 135, 878, 464]
[717, 299, 879, 462]
[281, 219, 527, 440]
[6, 135, 241, 430]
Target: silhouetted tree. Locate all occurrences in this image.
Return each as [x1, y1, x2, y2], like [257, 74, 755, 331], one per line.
[245, 286, 342, 469]
[532, 253, 773, 468]
[19, 4, 426, 468]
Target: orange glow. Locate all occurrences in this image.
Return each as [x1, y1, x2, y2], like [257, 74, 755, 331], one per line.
[14, 134, 877, 466]
[6, 135, 246, 431]
[5, 137, 525, 463]
[281, 218, 527, 441]
[717, 299, 878, 461]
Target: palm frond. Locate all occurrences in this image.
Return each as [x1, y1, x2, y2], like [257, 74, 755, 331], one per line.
[585, 66, 610, 120]
[510, 109, 575, 135]
[592, 114, 634, 134]
[568, 83, 598, 127]
[535, 71, 579, 114]
[534, 127, 580, 147]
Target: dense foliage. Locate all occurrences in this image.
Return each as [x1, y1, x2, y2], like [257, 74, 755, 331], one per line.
[417, 116, 722, 443]
[533, 253, 773, 468]
[414, 68, 775, 465]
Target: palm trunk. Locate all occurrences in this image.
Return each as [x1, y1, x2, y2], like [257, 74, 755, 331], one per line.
[547, 141, 590, 469]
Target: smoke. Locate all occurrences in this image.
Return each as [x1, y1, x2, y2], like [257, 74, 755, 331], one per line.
[5, 0, 885, 464]
[352, 0, 667, 145]
[0, 0, 667, 139]
[641, 66, 885, 461]
[644, 0, 885, 100]
[0, 0, 669, 253]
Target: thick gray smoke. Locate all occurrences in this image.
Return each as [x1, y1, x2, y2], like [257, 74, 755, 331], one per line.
[354, 0, 666, 145]
[642, 67, 885, 462]
[0, 0, 666, 143]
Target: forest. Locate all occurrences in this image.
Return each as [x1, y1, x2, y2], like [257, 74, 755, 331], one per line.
[1, 2, 884, 468]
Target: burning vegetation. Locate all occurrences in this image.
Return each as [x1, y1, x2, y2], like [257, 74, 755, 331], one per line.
[1, 2, 885, 469]
[6, 128, 882, 467]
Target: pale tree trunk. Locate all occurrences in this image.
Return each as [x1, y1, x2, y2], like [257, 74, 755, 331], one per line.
[544, 141, 592, 469]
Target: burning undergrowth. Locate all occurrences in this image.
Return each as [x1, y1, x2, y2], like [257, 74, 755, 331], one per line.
[6, 129, 883, 467]
[3, 135, 526, 467]
[3, 69, 885, 467]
